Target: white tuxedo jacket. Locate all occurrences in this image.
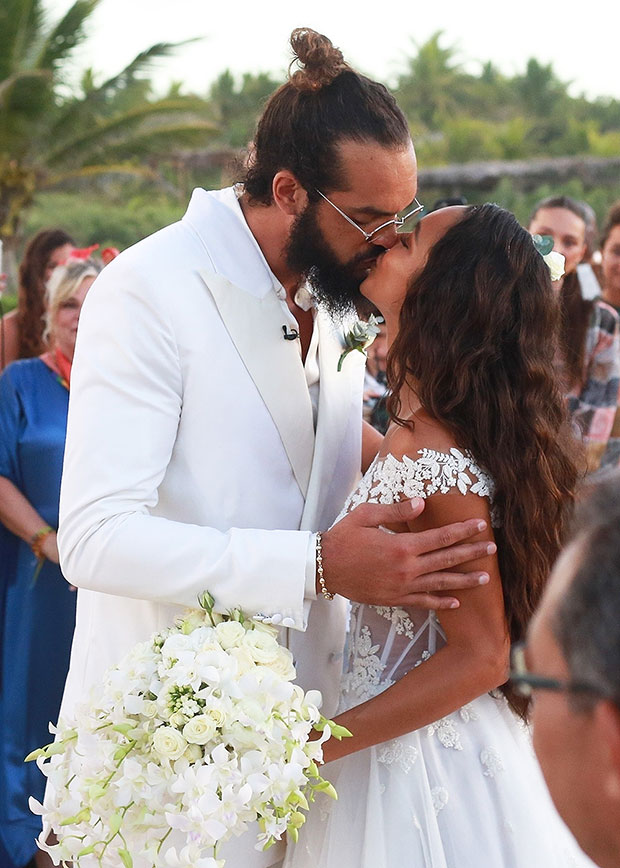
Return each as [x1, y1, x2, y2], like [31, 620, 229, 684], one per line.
[57, 188, 364, 863]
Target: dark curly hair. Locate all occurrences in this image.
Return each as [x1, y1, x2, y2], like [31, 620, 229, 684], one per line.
[17, 228, 75, 358]
[387, 203, 583, 717]
[242, 28, 411, 203]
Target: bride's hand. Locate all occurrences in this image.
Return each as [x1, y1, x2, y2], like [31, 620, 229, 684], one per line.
[319, 498, 494, 610]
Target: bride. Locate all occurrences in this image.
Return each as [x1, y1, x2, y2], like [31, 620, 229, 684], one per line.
[285, 203, 593, 867]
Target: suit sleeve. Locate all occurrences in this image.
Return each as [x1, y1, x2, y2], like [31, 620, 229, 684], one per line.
[58, 260, 312, 630]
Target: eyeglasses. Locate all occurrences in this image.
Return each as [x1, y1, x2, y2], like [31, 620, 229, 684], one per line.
[509, 642, 611, 702]
[315, 189, 425, 244]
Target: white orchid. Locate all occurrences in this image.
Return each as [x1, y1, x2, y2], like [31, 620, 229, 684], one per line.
[29, 592, 350, 867]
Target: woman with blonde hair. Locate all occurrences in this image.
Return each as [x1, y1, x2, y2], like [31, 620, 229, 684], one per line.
[0, 258, 100, 868]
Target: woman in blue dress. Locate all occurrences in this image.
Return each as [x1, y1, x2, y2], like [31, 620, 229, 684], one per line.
[0, 258, 100, 868]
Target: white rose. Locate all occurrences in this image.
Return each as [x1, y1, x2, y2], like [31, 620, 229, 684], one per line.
[152, 725, 187, 760]
[142, 699, 158, 719]
[169, 711, 188, 728]
[243, 630, 279, 664]
[543, 250, 565, 282]
[268, 647, 297, 681]
[183, 743, 204, 763]
[205, 705, 227, 727]
[182, 714, 218, 745]
[251, 621, 279, 638]
[215, 620, 246, 650]
[230, 645, 257, 674]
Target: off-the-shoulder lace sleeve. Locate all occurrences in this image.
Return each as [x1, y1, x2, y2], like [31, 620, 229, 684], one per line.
[337, 447, 498, 526]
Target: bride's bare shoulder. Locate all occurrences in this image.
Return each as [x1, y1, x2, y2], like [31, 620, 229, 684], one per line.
[380, 411, 459, 462]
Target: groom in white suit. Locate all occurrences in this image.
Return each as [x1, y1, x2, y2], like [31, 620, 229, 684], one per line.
[56, 29, 493, 867]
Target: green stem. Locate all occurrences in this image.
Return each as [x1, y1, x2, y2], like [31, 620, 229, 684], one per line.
[156, 827, 172, 854]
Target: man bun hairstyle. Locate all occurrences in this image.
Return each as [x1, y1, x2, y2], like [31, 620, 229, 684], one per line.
[288, 28, 348, 92]
[242, 28, 411, 204]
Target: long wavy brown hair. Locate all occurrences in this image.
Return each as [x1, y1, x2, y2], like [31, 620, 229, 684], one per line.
[387, 204, 583, 717]
[17, 228, 75, 358]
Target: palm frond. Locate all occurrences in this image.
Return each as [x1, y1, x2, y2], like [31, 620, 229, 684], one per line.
[0, 69, 50, 108]
[48, 41, 199, 137]
[0, 0, 45, 78]
[42, 162, 158, 190]
[45, 99, 217, 166]
[94, 40, 200, 95]
[88, 121, 219, 160]
[35, 0, 100, 71]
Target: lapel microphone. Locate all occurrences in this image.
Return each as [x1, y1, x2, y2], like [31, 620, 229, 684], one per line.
[282, 325, 300, 341]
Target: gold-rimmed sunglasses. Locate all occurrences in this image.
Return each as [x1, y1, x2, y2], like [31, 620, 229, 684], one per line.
[315, 189, 425, 244]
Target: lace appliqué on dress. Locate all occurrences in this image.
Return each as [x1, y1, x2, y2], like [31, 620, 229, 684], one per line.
[480, 746, 504, 778]
[426, 704, 480, 751]
[341, 448, 497, 707]
[431, 786, 449, 814]
[340, 624, 390, 703]
[376, 739, 419, 773]
[337, 447, 499, 529]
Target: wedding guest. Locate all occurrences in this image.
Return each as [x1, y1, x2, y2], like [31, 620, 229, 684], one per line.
[0, 229, 75, 371]
[0, 258, 100, 868]
[53, 29, 493, 868]
[363, 322, 389, 433]
[287, 204, 590, 868]
[600, 203, 620, 315]
[521, 470, 620, 868]
[593, 204, 620, 468]
[529, 196, 620, 472]
[576, 199, 603, 301]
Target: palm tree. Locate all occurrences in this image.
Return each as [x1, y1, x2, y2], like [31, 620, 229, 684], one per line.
[0, 0, 217, 272]
[395, 32, 470, 129]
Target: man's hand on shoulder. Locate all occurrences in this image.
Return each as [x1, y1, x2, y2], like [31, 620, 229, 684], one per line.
[319, 498, 494, 610]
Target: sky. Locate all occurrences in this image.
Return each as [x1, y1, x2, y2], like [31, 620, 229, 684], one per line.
[48, 0, 619, 102]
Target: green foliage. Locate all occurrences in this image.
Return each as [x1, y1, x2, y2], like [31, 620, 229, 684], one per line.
[0, 0, 216, 240]
[208, 70, 281, 148]
[426, 176, 620, 231]
[2, 19, 620, 286]
[21, 190, 184, 252]
[391, 32, 620, 166]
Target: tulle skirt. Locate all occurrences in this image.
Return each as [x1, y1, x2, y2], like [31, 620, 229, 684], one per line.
[285, 692, 594, 868]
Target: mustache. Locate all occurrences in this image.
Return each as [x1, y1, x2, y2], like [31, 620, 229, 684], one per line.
[350, 246, 385, 267]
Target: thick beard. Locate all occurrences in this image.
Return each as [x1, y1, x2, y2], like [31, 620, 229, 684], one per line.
[285, 202, 381, 320]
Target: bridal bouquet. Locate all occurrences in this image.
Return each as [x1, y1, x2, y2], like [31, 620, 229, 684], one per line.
[28, 592, 349, 868]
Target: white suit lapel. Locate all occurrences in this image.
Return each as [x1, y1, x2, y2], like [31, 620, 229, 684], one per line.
[200, 270, 315, 497]
[300, 308, 365, 531]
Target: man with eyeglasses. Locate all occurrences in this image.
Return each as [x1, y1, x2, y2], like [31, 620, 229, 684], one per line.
[54, 30, 492, 866]
[510, 472, 620, 868]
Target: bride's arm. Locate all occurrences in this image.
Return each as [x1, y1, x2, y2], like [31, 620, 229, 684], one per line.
[322, 489, 508, 762]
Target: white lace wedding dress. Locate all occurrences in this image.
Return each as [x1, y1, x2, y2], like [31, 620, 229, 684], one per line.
[286, 448, 593, 868]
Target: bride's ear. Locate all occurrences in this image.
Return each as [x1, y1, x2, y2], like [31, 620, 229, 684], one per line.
[272, 171, 308, 217]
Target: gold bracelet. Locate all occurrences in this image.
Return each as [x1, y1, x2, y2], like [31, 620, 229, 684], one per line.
[315, 532, 334, 601]
[30, 525, 54, 560]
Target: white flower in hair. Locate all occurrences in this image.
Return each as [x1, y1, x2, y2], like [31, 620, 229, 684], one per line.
[532, 234, 565, 282]
[542, 250, 565, 282]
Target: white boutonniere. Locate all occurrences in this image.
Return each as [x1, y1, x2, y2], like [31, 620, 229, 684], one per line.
[532, 234, 565, 282]
[338, 314, 382, 372]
